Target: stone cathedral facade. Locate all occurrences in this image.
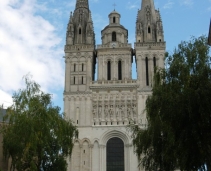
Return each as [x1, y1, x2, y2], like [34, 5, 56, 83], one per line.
[63, 0, 165, 171]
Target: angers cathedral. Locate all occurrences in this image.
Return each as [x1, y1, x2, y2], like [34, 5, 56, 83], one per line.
[63, 0, 165, 171]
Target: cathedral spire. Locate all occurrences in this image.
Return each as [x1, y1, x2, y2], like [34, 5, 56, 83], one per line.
[66, 0, 95, 45]
[76, 0, 89, 9]
[135, 0, 164, 43]
[141, 0, 155, 11]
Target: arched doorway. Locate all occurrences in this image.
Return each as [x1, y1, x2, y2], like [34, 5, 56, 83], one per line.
[106, 137, 124, 171]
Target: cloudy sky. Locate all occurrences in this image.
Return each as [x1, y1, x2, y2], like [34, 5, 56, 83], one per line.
[0, 0, 210, 111]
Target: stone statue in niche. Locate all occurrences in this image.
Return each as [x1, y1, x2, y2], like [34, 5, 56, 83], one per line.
[116, 104, 120, 121]
[127, 105, 132, 119]
[104, 105, 109, 120]
[92, 106, 97, 119]
[132, 104, 137, 116]
[137, 23, 143, 36]
[109, 105, 114, 120]
[98, 105, 102, 119]
[145, 6, 151, 22]
[120, 104, 125, 120]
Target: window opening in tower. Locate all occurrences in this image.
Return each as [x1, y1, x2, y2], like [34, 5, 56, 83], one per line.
[112, 32, 116, 41]
[107, 61, 111, 80]
[118, 60, 122, 80]
[148, 26, 151, 34]
[113, 17, 116, 23]
[153, 57, 156, 72]
[145, 57, 149, 86]
[79, 28, 82, 34]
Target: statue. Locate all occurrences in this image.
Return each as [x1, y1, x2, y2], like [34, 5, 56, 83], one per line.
[132, 104, 137, 116]
[104, 105, 109, 119]
[127, 105, 132, 119]
[116, 105, 120, 120]
[120, 104, 125, 120]
[109, 105, 114, 120]
[92, 106, 97, 119]
[98, 105, 102, 119]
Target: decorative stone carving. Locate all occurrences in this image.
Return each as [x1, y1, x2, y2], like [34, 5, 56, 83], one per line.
[92, 105, 97, 119]
[116, 104, 120, 121]
[104, 105, 109, 120]
[98, 105, 102, 119]
[127, 104, 132, 119]
[109, 105, 114, 121]
[120, 104, 125, 120]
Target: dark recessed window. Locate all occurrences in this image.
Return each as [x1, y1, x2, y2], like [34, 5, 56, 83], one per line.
[153, 57, 156, 68]
[148, 26, 151, 34]
[113, 17, 116, 23]
[74, 64, 76, 72]
[153, 57, 156, 73]
[79, 28, 82, 34]
[145, 57, 149, 86]
[107, 137, 124, 171]
[118, 60, 122, 80]
[107, 61, 111, 80]
[112, 32, 116, 41]
[74, 76, 76, 85]
[82, 76, 84, 84]
[82, 63, 84, 71]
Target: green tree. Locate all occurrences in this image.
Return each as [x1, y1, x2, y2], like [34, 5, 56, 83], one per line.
[130, 36, 211, 171]
[0, 76, 78, 171]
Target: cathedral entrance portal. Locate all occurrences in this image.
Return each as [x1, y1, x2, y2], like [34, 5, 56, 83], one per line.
[106, 137, 124, 171]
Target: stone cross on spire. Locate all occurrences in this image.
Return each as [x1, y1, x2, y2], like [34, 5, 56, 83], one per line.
[113, 3, 116, 10]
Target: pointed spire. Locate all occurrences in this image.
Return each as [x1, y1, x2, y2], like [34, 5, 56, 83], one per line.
[76, 0, 89, 9]
[141, 0, 155, 10]
[69, 11, 73, 23]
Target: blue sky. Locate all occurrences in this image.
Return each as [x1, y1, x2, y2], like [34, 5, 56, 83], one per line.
[0, 0, 210, 111]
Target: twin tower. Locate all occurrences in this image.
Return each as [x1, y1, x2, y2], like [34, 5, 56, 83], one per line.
[64, 0, 165, 171]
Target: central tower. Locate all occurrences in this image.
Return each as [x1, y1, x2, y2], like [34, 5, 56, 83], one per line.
[63, 0, 166, 171]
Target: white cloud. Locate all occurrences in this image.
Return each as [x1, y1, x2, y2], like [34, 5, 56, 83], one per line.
[163, 0, 174, 9]
[180, 0, 194, 7]
[0, 0, 64, 106]
[127, 1, 139, 10]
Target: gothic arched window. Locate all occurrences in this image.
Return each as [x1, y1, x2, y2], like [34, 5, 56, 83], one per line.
[82, 63, 84, 71]
[74, 76, 76, 85]
[153, 57, 156, 67]
[82, 76, 84, 84]
[107, 61, 111, 80]
[113, 17, 116, 23]
[79, 28, 82, 34]
[145, 57, 149, 86]
[107, 137, 124, 171]
[74, 64, 76, 72]
[153, 57, 156, 73]
[112, 32, 116, 41]
[118, 60, 122, 80]
[148, 26, 151, 33]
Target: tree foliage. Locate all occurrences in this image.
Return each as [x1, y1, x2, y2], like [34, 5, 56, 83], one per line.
[0, 76, 78, 171]
[130, 36, 211, 171]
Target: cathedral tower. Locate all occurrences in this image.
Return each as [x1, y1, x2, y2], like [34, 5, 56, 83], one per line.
[135, 0, 165, 88]
[65, 0, 96, 94]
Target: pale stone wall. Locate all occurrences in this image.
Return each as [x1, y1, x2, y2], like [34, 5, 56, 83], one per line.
[64, 1, 166, 171]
